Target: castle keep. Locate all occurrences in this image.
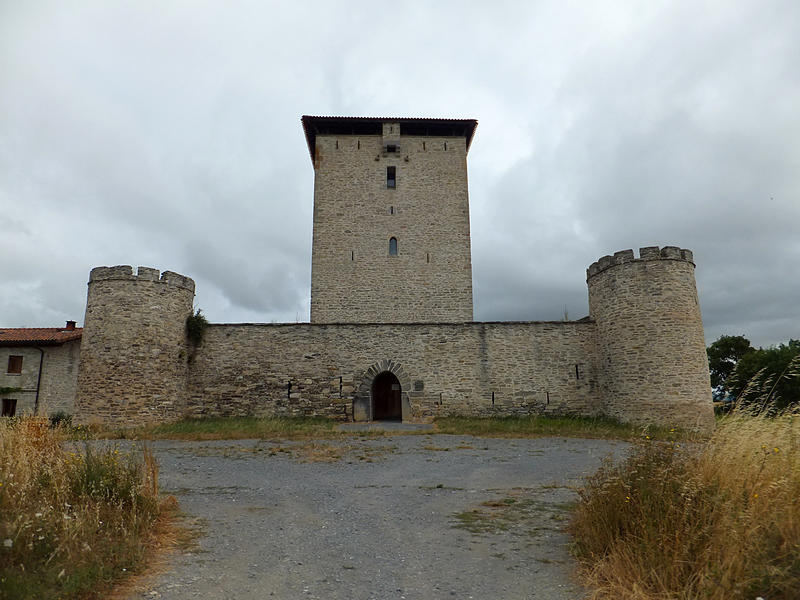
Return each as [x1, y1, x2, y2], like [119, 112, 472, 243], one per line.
[66, 116, 714, 430]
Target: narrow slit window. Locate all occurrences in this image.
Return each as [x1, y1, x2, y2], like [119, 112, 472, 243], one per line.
[351, 250, 354, 261]
[423, 141, 426, 150]
[389, 237, 398, 256]
[335, 140, 339, 149]
[7, 355, 22, 374]
[444, 141, 448, 151]
[389, 206, 394, 215]
[357, 140, 360, 149]
[426, 253, 430, 263]
[387, 166, 396, 188]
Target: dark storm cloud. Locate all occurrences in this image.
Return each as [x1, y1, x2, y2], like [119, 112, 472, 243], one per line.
[1, 1, 798, 348]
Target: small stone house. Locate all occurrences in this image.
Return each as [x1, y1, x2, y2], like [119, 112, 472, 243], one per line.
[0, 321, 82, 417]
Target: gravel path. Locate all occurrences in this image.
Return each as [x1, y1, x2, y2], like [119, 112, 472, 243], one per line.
[128, 435, 624, 600]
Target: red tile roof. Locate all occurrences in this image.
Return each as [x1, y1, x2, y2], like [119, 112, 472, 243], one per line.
[0, 328, 83, 346]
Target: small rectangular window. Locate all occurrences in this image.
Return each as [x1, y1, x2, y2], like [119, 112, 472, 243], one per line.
[1, 399, 16, 417]
[387, 166, 396, 188]
[386, 144, 397, 153]
[7, 356, 22, 374]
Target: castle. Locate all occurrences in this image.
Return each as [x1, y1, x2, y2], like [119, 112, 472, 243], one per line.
[2, 116, 715, 430]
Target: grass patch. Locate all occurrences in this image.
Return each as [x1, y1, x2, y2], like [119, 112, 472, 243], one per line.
[77, 414, 683, 442]
[569, 413, 800, 599]
[452, 491, 574, 535]
[98, 416, 341, 441]
[433, 415, 677, 440]
[0, 418, 171, 599]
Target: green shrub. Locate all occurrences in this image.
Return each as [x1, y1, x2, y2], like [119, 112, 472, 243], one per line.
[186, 308, 209, 347]
[49, 410, 72, 428]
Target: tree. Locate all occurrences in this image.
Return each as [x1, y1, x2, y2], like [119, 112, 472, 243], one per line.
[727, 339, 800, 411]
[707, 335, 755, 396]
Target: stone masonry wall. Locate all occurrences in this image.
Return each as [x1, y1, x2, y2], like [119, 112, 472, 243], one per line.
[0, 341, 80, 416]
[75, 266, 195, 426]
[39, 339, 81, 415]
[186, 321, 601, 421]
[587, 246, 714, 431]
[310, 126, 474, 323]
[1, 347, 40, 415]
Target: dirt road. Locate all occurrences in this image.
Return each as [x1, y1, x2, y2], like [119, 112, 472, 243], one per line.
[128, 435, 623, 599]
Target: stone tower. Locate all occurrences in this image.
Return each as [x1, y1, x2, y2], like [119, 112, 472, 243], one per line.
[587, 247, 714, 431]
[75, 266, 195, 426]
[302, 116, 477, 323]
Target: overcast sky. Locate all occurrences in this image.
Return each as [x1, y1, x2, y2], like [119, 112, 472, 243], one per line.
[1, 1, 798, 348]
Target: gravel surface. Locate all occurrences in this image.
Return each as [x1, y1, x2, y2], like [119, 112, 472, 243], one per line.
[127, 435, 625, 600]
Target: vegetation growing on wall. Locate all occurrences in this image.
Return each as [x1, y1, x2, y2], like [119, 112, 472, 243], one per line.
[185, 308, 208, 348]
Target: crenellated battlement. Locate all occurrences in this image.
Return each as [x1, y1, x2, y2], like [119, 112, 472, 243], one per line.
[586, 246, 695, 279]
[89, 265, 195, 293]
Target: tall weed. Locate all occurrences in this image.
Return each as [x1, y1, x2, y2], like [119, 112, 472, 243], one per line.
[0, 418, 163, 599]
[570, 414, 800, 599]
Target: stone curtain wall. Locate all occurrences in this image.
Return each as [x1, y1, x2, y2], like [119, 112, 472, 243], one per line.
[75, 266, 195, 426]
[310, 128, 474, 323]
[185, 321, 602, 421]
[588, 247, 714, 431]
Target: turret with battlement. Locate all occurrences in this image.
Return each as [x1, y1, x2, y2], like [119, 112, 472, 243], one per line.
[587, 247, 714, 430]
[75, 266, 195, 425]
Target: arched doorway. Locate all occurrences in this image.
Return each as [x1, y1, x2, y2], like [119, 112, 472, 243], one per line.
[372, 371, 402, 421]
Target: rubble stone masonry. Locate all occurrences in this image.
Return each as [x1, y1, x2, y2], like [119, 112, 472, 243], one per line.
[75, 266, 195, 425]
[186, 321, 602, 422]
[588, 247, 714, 431]
[310, 126, 473, 323]
[0, 341, 80, 415]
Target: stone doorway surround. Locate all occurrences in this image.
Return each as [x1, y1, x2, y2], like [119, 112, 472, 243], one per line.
[353, 359, 411, 422]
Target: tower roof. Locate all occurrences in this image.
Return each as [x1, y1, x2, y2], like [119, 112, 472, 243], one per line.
[301, 115, 478, 163]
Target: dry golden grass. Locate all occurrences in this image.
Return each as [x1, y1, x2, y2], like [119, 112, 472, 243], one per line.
[570, 413, 800, 599]
[0, 417, 171, 599]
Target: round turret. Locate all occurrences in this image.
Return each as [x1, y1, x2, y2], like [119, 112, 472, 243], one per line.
[587, 246, 714, 431]
[75, 266, 195, 426]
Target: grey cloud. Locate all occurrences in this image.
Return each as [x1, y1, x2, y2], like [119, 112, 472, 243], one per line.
[1, 1, 798, 350]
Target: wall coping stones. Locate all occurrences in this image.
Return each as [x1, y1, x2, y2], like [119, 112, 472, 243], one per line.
[586, 246, 695, 280]
[205, 320, 597, 328]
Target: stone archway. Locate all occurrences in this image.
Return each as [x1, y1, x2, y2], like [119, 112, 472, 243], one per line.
[353, 359, 411, 422]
